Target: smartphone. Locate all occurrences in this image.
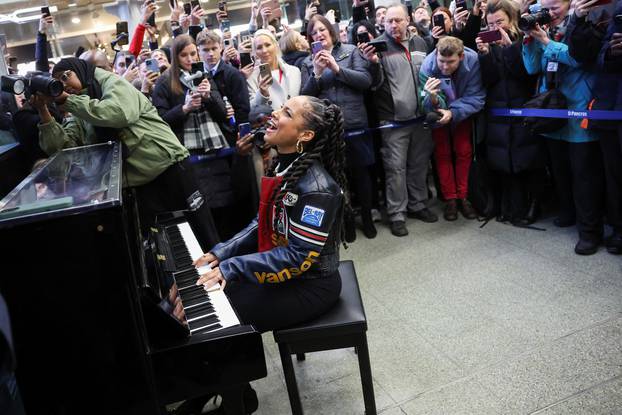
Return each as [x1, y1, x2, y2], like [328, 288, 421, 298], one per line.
[223, 38, 233, 48]
[455, 0, 467, 10]
[191, 0, 201, 9]
[116, 21, 128, 35]
[368, 39, 388, 52]
[41, 6, 51, 17]
[240, 52, 253, 67]
[146, 0, 156, 27]
[593, 0, 612, 5]
[145, 58, 160, 73]
[429, 0, 441, 11]
[311, 41, 323, 55]
[334, 8, 341, 23]
[478, 29, 502, 43]
[183, 2, 192, 15]
[238, 122, 252, 138]
[188, 25, 202, 41]
[356, 32, 370, 44]
[259, 63, 272, 84]
[220, 19, 231, 32]
[433, 14, 446, 33]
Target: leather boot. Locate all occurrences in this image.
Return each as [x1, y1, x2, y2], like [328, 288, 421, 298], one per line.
[518, 198, 540, 226]
[361, 209, 377, 239]
[444, 200, 458, 221]
[459, 199, 478, 220]
[344, 213, 357, 243]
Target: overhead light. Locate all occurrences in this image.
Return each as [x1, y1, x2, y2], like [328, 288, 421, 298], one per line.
[68, 3, 77, 7]
[71, 17, 81, 24]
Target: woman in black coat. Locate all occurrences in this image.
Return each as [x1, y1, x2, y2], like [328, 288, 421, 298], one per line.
[300, 15, 376, 239]
[476, 0, 544, 224]
[152, 34, 238, 239]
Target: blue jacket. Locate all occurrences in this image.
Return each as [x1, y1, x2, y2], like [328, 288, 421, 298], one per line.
[522, 32, 599, 142]
[420, 47, 486, 125]
[211, 162, 343, 284]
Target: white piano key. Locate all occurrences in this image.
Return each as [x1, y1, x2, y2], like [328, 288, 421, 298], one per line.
[177, 222, 203, 262]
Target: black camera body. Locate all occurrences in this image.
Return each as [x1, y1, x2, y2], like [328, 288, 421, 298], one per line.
[518, 7, 552, 31]
[1, 72, 64, 99]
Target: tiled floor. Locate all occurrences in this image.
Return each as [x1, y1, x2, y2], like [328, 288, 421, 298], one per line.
[251, 205, 622, 414]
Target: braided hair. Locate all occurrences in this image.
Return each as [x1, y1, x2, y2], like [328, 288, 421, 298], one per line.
[268, 97, 352, 246]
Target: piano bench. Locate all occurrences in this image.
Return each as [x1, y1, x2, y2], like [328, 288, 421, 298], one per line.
[272, 260, 376, 415]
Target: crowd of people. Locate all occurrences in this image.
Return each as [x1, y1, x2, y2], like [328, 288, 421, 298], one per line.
[0, 0, 620, 413]
[1, 0, 621, 256]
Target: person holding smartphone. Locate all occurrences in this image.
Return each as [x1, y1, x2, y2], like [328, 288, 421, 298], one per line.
[359, 4, 436, 237]
[420, 36, 485, 222]
[300, 15, 376, 240]
[247, 29, 301, 113]
[475, 0, 544, 225]
[152, 35, 239, 240]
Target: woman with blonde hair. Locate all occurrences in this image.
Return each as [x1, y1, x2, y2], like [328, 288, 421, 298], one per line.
[247, 29, 301, 113]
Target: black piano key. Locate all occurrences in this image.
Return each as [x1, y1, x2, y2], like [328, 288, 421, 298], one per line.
[179, 288, 208, 302]
[193, 323, 223, 335]
[181, 293, 211, 307]
[185, 304, 215, 319]
[189, 314, 219, 331]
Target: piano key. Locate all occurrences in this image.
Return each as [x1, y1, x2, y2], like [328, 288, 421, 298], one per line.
[177, 222, 204, 262]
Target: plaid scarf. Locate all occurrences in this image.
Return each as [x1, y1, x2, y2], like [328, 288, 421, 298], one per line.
[183, 108, 228, 152]
[179, 71, 228, 152]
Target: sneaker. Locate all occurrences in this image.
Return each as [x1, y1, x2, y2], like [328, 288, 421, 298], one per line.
[443, 200, 458, 221]
[390, 220, 408, 237]
[574, 238, 600, 255]
[605, 233, 622, 255]
[459, 199, 478, 220]
[407, 208, 438, 223]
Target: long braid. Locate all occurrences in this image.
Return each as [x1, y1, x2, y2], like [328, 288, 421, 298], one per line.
[268, 97, 351, 246]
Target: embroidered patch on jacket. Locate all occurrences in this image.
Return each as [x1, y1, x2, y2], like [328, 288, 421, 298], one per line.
[301, 205, 325, 227]
[282, 192, 298, 206]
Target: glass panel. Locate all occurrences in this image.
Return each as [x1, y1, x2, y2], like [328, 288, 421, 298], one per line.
[0, 141, 122, 227]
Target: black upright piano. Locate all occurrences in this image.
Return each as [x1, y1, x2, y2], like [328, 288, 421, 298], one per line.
[0, 142, 266, 414]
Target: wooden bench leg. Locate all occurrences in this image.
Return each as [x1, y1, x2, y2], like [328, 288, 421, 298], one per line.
[356, 336, 377, 415]
[278, 343, 304, 415]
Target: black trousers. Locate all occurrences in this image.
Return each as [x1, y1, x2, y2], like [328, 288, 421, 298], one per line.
[545, 138, 604, 241]
[134, 158, 220, 248]
[498, 169, 546, 220]
[600, 129, 622, 234]
[225, 273, 341, 333]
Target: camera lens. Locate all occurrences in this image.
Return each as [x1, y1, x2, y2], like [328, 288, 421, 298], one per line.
[29, 75, 64, 97]
[1, 75, 26, 95]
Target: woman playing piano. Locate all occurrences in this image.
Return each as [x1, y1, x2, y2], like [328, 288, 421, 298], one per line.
[194, 96, 348, 333]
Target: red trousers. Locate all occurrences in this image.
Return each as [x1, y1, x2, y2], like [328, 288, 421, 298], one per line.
[432, 120, 472, 200]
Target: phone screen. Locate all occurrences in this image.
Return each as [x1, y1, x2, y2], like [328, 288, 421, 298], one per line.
[433, 14, 446, 33]
[183, 2, 192, 15]
[240, 52, 253, 67]
[146, 0, 156, 27]
[357, 32, 370, 44]
[191, 0, 201, 10]
[189, 25, 202, 40]
[238, 122, 252, 137]
[220, 19, 231, 32]
[41, 7, 51, 17]
[311, 41, 323, 55]
[259, 63, 272, 84]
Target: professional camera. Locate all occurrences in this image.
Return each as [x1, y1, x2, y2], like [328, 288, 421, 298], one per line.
[0, 72, 64, 98]
[518, 6, 552, 31]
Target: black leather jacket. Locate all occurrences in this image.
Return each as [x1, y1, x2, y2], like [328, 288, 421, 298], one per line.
[212, 161, 343, 284]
